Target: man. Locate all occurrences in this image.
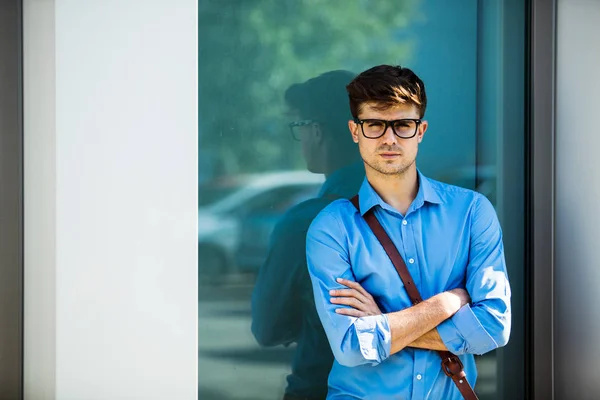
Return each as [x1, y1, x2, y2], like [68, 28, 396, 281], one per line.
[306, 65, 511, 399]
[251, 70, 365, 400]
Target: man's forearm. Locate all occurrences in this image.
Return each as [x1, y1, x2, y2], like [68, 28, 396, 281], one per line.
[407, 328, 448, 351]
[387, 290, 464, 355]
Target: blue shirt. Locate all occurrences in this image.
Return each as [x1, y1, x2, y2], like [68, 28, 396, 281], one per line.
[251, 163, 365, 399]
[306, 171, 511, 400]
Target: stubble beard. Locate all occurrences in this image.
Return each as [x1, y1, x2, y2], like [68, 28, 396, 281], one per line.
[362, 154, 416, 178]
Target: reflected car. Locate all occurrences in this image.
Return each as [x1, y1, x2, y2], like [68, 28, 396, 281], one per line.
[234, 185, 320, 274]
[198, 171, 324, 282]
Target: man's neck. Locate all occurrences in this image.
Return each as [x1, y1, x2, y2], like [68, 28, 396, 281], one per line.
[366, 165, 419, 216]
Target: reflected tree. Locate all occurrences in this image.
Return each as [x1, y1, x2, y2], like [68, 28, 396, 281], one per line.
[199, 0, 418, 178]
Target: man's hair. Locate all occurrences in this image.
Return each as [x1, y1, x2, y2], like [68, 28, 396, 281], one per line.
[346, 65, 427, 119]
[285, 70, 356, 141]
[285, 70, 359, 169]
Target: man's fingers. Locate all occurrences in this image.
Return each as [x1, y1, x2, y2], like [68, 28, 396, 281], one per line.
[336, 278, 362, 290]
[330, 279, 382, 316]
[329, 289, 355, 297]
[334, 307, 364, 317]
[336, 278, 372, 299]
[331, 296, 365, 310]
[329, 288, 369, 304]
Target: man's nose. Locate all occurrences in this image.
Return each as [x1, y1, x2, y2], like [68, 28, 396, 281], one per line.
[380, 124, 398, 145]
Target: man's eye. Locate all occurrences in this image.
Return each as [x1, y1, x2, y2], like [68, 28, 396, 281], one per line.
[367, 121, 384, 128]
[394, 121, 413, 129]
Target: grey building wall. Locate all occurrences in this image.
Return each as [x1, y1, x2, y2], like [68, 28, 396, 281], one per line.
[555, 0, 600, 399]
[0, 1, 23, 399]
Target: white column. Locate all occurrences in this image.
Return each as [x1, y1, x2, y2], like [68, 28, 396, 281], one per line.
[23, 1, 198, 399]
[555, 0, 600, 398]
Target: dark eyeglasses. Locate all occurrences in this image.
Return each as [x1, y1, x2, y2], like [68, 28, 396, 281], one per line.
[289, 119, 315, 141]
[354, 118, 422, 139]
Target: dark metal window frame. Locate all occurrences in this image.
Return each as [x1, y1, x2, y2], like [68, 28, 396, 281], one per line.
[0, 0, 24, 398]
[528, 0, 556, 399]
[0, 0, 556, 398]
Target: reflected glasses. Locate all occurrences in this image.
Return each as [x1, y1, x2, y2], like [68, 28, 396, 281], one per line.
[354, 118, 422, 139]
[289, 119, 315, 141]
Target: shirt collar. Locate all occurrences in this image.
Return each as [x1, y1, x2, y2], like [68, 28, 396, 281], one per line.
[357, 170, 443, 216]
[419, 170, 444, 205]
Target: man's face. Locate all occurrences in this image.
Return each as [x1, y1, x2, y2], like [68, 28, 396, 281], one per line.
[300, 122, 322, 173]
[288, 111, 325, 173]
[348, 102, 427, 177]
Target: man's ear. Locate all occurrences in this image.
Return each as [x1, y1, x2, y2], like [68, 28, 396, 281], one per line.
[348, 120, 359, 143]
[417, 120, 428, 143]
[312, 122, 324, 144]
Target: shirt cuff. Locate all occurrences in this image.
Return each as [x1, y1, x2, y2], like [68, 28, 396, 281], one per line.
[353, 314, 392, 364]
[437, 304, 498, 355]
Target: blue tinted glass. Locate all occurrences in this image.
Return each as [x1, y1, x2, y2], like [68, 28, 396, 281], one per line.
[199, 1, 525, 399]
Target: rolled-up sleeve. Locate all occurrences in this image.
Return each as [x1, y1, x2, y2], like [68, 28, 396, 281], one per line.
[438, 194, 511, 355]
[306, 208, 392, 367]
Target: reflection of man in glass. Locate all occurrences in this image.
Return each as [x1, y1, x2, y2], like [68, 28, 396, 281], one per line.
[306, 65, 511, 399]
[251, 70, 363, 400]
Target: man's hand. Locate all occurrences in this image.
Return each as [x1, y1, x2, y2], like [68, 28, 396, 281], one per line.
[329, 278, 382, 317]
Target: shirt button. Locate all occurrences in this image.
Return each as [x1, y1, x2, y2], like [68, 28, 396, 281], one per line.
[402, 220, 408, 226]
[408, 258, 415, 264]
[416, 374, 422, 380]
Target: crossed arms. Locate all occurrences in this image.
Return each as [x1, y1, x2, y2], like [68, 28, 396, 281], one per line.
[306, 198, 511, 367]
[330, 278, 470, 354]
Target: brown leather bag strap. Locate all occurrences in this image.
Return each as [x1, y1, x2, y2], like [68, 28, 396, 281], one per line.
[350, 195, 479, 400]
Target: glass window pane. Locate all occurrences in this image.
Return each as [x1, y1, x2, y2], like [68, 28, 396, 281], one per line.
[199, 1, 526, 399]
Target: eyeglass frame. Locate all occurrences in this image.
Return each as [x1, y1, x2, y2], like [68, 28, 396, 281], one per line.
[289, 119, 316, 141]
[353, 118, 423, 139]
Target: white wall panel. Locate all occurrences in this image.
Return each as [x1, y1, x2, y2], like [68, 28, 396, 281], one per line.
[24, 1, 198, 398]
